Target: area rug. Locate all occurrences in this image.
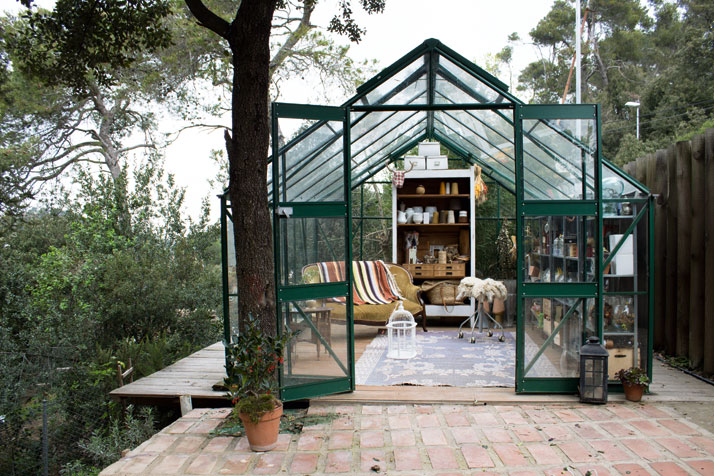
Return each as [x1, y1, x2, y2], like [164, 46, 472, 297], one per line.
[356, 330, 517, 387]
[355, 330, 561, 387]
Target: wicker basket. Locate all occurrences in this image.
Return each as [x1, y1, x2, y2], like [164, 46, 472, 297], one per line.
[421, 280, 466, 307]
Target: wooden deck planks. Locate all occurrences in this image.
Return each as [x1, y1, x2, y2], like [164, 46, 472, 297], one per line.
[110, 342, 714, 404]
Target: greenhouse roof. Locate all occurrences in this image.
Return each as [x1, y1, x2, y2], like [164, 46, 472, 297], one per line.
[268, 39, 647, 203]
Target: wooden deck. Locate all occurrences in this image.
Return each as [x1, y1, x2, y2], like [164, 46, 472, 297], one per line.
[110, 343, 228, 403]
[110, 341, 714, 406]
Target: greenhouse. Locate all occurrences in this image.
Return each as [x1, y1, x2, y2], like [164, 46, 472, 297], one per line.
[220, 39, 653, 400]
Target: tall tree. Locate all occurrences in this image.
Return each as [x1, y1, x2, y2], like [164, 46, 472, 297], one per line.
[185, 0, 385, 332]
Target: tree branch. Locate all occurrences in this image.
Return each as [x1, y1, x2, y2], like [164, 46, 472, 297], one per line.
[269, 1, 315, 78]
[184, 0, 231, 40]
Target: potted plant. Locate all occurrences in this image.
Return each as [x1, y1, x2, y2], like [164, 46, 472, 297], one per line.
[224, 314, 294, 451]
[615, 367, 650, 402]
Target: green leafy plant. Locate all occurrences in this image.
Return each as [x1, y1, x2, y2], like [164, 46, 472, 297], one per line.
[615, 367, 650, 387]
[223, 314, 295, 423]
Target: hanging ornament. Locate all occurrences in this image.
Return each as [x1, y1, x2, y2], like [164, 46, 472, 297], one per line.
[387, 162, 414, 189]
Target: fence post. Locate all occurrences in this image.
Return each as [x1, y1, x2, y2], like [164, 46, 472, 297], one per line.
[665, 144, 678, 355]
[652, 150, 668, 350]
[689, 134, 706, 368]
[704, 129, 714, 375]
[676, 140, 692, 357]
[42, 399, 48, 476]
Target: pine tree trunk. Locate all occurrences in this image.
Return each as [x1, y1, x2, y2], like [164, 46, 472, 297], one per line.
[227, 0, 277, 334]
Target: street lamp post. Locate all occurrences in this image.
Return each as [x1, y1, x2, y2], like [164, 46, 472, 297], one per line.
[625, 101, 640, 140]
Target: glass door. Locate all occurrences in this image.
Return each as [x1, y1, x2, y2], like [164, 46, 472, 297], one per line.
[515, 104, 602, 393]
[272, 103, 354, 401]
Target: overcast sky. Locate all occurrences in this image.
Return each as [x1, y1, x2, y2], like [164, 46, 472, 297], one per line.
[5, 0, 558, 220]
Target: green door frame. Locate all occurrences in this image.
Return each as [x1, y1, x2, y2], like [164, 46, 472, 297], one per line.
[515, 104, 603, 393]
[272, 102, 355, 401]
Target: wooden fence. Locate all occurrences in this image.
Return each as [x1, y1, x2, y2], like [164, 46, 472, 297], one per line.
[622, 128, 714, 375]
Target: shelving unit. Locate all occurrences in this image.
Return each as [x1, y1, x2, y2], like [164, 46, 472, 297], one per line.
[392, 167, 476, 318]
[602, 205, 640, 380]
[523, 208, 642, 379]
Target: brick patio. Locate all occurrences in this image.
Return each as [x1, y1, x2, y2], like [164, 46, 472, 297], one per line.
[100, 402, 714, 475]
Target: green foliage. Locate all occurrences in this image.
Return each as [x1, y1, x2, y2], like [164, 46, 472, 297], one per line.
[615, 367, 650, 387]
[223, 313, 292, 398]
[14, 0, 172, 91]
[224, 314, 295, 423]
[0, 157, 221, 475]
[519, 0, 714, 160]
[62, 405, 156, 474]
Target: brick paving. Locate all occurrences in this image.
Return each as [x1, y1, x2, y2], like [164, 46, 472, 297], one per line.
[100, 403, 714, 475]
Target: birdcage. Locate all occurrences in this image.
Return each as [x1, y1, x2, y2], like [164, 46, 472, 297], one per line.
[386, 301, 417, 360]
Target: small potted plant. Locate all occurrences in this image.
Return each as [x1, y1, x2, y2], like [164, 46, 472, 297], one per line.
[615, 367, 650, 402]
[224, 314, 294, 451]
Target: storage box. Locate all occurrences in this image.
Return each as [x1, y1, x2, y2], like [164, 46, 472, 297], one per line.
[612, 253, 634, 276]
[404, 155, 425, 170]
[608, 234, 633, 255]
[608, 347, 634, 379]
[426, 155, 448, 170]
[418, 141, 440, 156]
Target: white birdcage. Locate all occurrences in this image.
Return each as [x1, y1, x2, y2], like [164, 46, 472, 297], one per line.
[386, 301, 417, 359]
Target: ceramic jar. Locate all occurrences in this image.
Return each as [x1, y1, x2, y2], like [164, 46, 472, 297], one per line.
[422, 211, 430, 224]
[447, 210, 456, 223]
[412, 213, 423, 224]
[451, 182, 459, 194]
[458, 211, 468, 223]
[416, 184, 426, 194]
[405, 207, 414, 223]
[397, 210, 407, 224]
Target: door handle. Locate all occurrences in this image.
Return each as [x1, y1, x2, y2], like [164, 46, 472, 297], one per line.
[277, 207, 293, 218]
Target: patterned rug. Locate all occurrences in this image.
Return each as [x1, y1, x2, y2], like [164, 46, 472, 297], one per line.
[356, 330, 516, 387]
[356, 330, 560, 387]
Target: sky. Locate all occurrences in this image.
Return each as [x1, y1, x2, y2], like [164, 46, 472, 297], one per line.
[5, 0, 558, 221]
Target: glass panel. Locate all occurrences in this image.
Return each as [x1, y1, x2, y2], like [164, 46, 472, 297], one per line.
[279, 218, 346, 287]
[524, 297, 594, 378]
[603, 163, 641, 198]
[277, 118, 345, 202]
[351, 110, 427, 171]
[365, 57, 427, 105]
[523, 216, 597, 283]
[281, 298, 350, 387]
[350, 111, 427, 190]
[438, 56, 501, 103]
[522, 119, 596, 200]
[603, 202, 649, 379]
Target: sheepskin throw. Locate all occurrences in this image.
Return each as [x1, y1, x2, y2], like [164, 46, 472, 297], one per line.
[457, 277, 508, 303]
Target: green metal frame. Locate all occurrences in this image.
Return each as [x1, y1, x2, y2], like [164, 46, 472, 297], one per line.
[271, 102, 355, 402]
[515, 104, 604, 393]
[219, 38, 654, 399]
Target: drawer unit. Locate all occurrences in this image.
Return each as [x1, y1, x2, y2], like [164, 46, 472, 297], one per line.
[403, 263, 465, 279]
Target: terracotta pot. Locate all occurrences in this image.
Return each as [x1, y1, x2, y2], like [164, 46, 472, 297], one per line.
[239, 401, 283, 451]
[622, 382, 645, 402]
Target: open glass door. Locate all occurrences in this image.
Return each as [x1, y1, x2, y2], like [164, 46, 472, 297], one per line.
[271, 103, 354, 401]
[515, 104, 602, 393]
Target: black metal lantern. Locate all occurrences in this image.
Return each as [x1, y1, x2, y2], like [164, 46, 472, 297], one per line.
[579, 336, 609, 404]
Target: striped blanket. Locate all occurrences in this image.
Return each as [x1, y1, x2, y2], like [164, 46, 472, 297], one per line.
[317, 261, 402, 305]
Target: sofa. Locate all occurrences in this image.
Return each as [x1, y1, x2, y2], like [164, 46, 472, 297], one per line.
[302, 262, 427, 331]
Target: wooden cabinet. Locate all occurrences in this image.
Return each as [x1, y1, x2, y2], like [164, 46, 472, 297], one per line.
[392, 168, 476, 317]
